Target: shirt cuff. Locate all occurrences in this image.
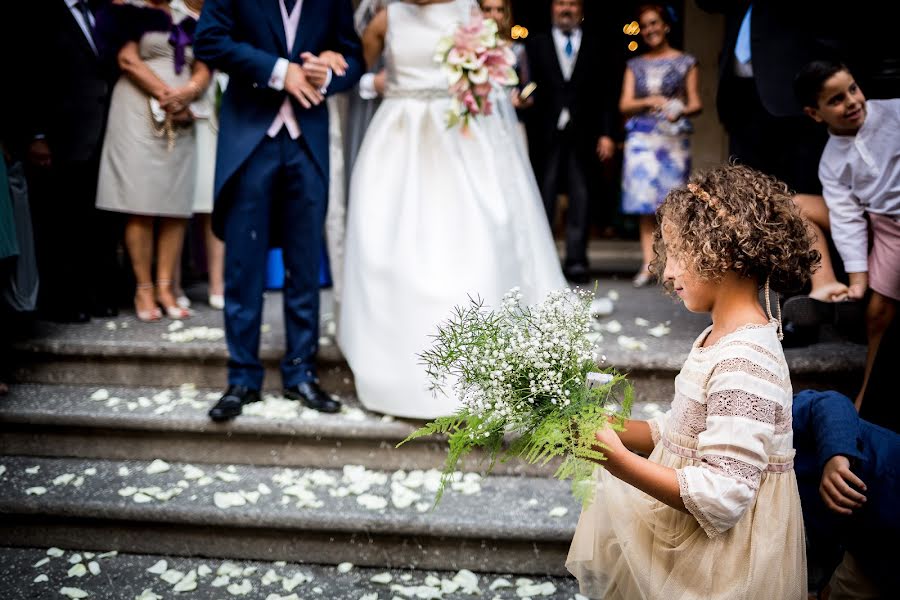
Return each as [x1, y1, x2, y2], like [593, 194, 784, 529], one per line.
[359, 73, 378, 100]
[321, 68, 333, 94]
[269, 58, 289, 91]
[843, 260, 869, 273]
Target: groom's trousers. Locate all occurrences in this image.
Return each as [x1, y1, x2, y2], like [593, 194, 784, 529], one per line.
[223, 131, 326, 390]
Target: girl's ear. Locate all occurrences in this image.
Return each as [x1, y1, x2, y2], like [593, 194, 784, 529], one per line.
[802, 106, 824, 123]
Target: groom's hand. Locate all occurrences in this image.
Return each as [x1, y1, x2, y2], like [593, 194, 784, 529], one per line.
[285, 62, 324, 109]
[299, 52, 332, 89]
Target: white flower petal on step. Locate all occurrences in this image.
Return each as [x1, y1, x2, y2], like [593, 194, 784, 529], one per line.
[602, 320, 623, 333]
[197, 476, 214, 486]
[145, 460, 171, 475]
[118, 467, 130, 477]
[648, 323, 671, 338]
[47, 547, 65, 557]
[105, 321, 117, 330]
[83, 468, 97, 476]
[241, 566, 257, 577]
[211, 576, 230, 587]
[258, 483, 272, 495]
[515, 578, 534, 586]
[132, 493, 154, 504]
[67, 563, 88, 578]
[336, 562, 354, 574]
[575, 594, 590, 600]
[106, 398, 121, 407]
[146, 560, 168, 575]
[53, 473, 76, 486]
[634, 317, 650, 327]
[182, 465, 205, 480]
[415, 502, 430, 513]
[281, 572, 311, 592]
[0, 465, 5, 478]
[59, 587, 89, 599]
[176, 480, 190, 489]
[617, 335, 647, 351]
[357, 494, 388, 510]
[489, 578, 512, 590]
[516, 582, 557, 597]
[607, 289, 621, 301]
[72, 476, 85, 488]
[400, 574, 412, 582]
[34, 557, 51, 567]
[370, 573, 392, 585]
[25, 465, 41, 474]
[196, 564, 211, 577]
[134, 590, 162, 600]
[358, 594, 378, 600]
[261, 569, 281, 586]
[34, 574, 49, 583]
[118, 487, 137, 497]
[87, 561, 100, 575]
[172, 569, 198, 592]
[227, 579, 253, 596]
[453, 570, 480, 594]
[239, 490, 260, 504]
[214, 491, 247, 509]
[167, 321, 184, 332]
[160, 569, 184, 585]
[441, 578, 460, 594]
[90, 389, 110, 401]
[548, 506, 569, 518]
[26, 487, 47, 495]
[96, 551, 118, 559]
[261, 324, 272, 333]
[82, 553, 94, 559]
[69, 554, 83, 564]
[215, 471, 241, 483]
[424, 575, 441, 587]
[216, 563, 239, 578]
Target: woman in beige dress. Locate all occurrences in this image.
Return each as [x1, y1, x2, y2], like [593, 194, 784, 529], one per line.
[96, 0, 209, 321]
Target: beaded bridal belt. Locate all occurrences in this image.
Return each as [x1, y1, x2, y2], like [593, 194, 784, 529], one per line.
[383, 88, 451, 100]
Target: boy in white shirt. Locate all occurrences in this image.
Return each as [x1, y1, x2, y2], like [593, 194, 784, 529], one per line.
[795, 60, 900, 409]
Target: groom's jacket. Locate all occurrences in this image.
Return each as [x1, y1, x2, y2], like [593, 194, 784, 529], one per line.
[195, 0, 363, 226]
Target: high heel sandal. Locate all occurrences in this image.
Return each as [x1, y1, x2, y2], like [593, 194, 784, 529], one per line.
[156, 279, 191, 320]
[134, 283, 163, 322]
[208, 294, 225, 310]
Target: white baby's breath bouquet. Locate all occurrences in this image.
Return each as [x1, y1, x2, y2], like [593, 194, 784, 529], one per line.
[400, 288, 633, 504]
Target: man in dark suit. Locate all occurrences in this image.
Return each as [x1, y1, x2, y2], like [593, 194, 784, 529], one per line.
[697, 0, 843, 195]
[524, 0, 619, 283]
[24, 0, 120, 322]
[195, 0, 363, 421]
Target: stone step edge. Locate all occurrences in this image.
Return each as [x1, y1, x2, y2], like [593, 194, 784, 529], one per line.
[14, 337, 866, 375]
[0, 456, 577, 544]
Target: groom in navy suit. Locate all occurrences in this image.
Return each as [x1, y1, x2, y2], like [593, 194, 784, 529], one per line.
[195, 0, 363, 421]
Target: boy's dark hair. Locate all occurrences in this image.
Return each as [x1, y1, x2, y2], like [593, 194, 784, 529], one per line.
[794, 60, 851, 108]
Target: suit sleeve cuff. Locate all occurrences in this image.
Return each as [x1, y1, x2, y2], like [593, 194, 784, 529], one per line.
[269, 58, 289, 91]
[321, 68, 333, 94]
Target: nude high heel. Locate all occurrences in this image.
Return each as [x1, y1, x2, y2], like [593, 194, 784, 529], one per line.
[134, 283, 163, 322]
[156, 279, 191, 319]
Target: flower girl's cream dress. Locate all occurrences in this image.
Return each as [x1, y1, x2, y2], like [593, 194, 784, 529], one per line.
[339, 0, 566, 419]
[567, 321, 807, 599]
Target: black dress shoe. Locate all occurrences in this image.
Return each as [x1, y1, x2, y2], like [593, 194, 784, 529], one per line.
[563, 263, 590, 284]
[283, 381, 341, 413]
[209, 385, 260, 422]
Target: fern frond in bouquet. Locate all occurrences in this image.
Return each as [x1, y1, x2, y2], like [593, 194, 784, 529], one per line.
[399, 288, 633, 505]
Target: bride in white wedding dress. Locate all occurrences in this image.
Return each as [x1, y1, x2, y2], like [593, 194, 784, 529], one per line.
[339, 0, 567, 419]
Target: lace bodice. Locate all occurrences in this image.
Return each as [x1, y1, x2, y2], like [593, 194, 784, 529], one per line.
[384, 0, 472, 94]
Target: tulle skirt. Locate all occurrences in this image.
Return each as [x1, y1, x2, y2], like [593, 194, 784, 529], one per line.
[567, 431, 807, 600]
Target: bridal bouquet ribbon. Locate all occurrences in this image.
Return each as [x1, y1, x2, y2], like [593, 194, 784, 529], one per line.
[400, 288, 633, 505]
[434, 11, 519, 131]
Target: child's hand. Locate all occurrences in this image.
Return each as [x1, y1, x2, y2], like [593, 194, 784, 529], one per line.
[847, 272, 868, 300]
[318, 51, 349, 77]
[594, 426, 627, 461]
[819, 455, 867, 515]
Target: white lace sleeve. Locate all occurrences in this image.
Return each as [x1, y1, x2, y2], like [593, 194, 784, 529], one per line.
[676, 338, 789, 537]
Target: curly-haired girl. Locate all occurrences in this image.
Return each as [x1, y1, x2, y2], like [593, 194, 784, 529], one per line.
[567, 165, 817, 599]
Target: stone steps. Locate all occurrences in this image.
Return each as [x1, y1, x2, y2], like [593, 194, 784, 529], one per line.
[0, 384, 666, 475]
[0, 455, 581, 576]
[0, 546, 584, 599]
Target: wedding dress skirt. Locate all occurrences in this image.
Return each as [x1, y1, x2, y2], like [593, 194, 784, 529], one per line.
[338, 0, 566, 419]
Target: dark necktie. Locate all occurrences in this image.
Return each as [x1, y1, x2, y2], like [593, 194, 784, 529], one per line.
[283, 0, 296, 14]
[74, 0, 97, 47]
[564, 32, 574, 58]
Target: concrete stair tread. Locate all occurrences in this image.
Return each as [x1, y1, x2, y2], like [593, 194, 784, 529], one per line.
[0, 546, 583, 599]
[0, 456, 580, 574]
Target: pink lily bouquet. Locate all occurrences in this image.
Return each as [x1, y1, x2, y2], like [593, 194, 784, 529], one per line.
[435, 11, 519, 131]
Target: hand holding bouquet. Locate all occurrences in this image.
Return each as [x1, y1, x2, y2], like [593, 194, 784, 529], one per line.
[434, 10, 519, 131]
[400, 288, 633, 505]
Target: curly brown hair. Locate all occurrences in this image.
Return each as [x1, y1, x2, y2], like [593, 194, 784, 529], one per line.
[650, 164, 821, 293]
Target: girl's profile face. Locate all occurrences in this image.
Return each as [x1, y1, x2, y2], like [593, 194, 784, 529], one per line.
[481, 0, 506, 26]
[661, 221, 716, 313]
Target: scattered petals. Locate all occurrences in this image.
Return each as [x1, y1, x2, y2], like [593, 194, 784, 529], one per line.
[48, 548, 65, 557]
[634, 317, 650, 327]
[26, 487, 47, 496]
[67, 563, 88, 578]
[160, 569, 184, 585]
[489, 578, 512, 590]
[59, 587, 89, 599]
[146, 560, 168, 575]
[548, 506, 569, 518]
[145, 460, 171, 475]
[370, 573, 392, 584]
[214, 491, 247, 509]
[357, 494, 388, 510]
[337, 562, 354, 574]
[197, 565, 212, 577]
[227, 579, 253, 595]
[648, 323, 671, 338]
[172, 569, 198, 592]
[134, 590, 162, 600]
[87, 561, 101, 576]
[516, 581, 557, 597]
[34, 574, 49, 583]
[617, 335, 647, 351]
[90, 389, 110, 401]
